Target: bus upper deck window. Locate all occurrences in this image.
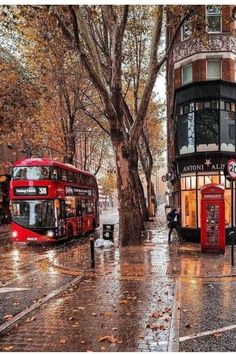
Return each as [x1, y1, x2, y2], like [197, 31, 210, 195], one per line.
[51, 168, 58, 180]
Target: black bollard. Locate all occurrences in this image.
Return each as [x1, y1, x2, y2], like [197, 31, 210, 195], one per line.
[229, 231, 235, 266]
[90, 236, 95, 268]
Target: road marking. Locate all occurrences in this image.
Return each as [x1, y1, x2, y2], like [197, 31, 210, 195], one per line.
[0, 287, 30, 294]
[168, 279, 181, 352]
[179, 323, 236, 343]
[0, 274, 83, 335]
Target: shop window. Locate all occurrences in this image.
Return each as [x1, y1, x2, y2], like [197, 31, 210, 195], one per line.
[225, 189, 231, 227]
[178, 112, 195, 154]
[181, 190, 197, 227]
[196, 110, 219, 152]
[220, 111, 236, 152]
[182, 21, 191, 41]
[205, 174, 219, 185]
[196, 102, 204, 111]
[206, 5, 221, 33]
[182, 64, 192, 85]
[207, 60, 221, 80]
[181, 177, 185, 190]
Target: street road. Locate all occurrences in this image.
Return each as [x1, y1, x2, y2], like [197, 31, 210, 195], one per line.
[1, 208, 236, 352]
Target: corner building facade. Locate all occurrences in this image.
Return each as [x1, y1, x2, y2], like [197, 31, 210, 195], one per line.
[167, 5, 236, 241]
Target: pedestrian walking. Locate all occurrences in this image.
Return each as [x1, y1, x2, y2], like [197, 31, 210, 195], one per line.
[167, 207, 183, 243]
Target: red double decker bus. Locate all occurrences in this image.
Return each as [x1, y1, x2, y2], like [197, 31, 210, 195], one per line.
[10, 158, 99, 243]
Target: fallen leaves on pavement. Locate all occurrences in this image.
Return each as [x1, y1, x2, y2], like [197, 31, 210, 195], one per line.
[98, 335, 122, 344]
[3, 346, 14, 351]
[4, 315, 13, 321]
[26, 316, 36, 323]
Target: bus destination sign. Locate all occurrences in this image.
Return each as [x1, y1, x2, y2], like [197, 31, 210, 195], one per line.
[14, 186, 48, 196]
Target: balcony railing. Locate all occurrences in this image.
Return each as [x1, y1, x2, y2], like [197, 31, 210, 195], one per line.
[173, 34, 236, 63]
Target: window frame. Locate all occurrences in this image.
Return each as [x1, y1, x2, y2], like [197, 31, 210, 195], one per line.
[181, 21, 191, 41]
[206, 5, 222, 33]
[206, 59, 221, 80]
[182, 63, 193, 85]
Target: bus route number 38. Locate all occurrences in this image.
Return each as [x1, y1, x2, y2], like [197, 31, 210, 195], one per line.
[38, 187, 47, 195]
[227, 159, 236, 179]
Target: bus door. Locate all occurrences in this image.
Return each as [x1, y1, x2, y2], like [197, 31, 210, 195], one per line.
[77, 200, 83, 235]
[58, 200, 66, 238]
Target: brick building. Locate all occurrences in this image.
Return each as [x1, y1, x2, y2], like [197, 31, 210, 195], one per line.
[167, 5, 236, 240]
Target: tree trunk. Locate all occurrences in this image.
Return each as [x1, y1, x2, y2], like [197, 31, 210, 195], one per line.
[147, 173, 153, 217]
[151, 181, 157, 215]
[111, 130, 144, 246]
[131, 148, 149, 221]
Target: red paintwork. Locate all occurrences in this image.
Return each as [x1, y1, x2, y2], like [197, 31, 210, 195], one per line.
[200, 183, 225, 254]
[10, 158, 99, 243]
[13, 158, 94, 177]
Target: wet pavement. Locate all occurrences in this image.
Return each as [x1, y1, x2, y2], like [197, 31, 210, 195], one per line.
[1, 207, 236, 351]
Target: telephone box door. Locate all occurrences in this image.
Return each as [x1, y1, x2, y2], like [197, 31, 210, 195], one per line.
[201, 184, 225, 254]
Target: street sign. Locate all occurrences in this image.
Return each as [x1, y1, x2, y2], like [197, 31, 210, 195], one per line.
[227, 159, 236, 180]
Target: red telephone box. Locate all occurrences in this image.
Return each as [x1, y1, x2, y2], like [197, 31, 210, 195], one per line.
[201, 184, 225, 254]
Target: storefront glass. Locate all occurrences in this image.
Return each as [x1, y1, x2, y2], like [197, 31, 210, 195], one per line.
[176, 99, 236, 155]
[181, 172, 232, 229]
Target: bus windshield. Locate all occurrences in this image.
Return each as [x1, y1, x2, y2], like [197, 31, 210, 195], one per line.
[12, 200, 55, 228]
[12, 166, 50, 180]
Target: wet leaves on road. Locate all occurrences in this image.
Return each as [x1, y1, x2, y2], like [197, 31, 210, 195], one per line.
[26, 316, 36, 323]
[147, 323, 167, 331]
[3, 314, 13, 321]
[98, 335, 122, 344]
[3, 346, 14, 351]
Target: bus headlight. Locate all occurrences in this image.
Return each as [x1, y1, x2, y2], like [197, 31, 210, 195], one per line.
[12, 231, 18, 238]
[47, 230, 54, 237]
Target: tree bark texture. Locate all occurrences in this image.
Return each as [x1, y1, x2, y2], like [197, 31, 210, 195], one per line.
[111, 130, 144, 246]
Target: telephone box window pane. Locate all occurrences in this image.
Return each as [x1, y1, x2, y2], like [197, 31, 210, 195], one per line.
[181, 190, 197, 227]
[196, 110, 219, 151]
[220, 111, 236, 152]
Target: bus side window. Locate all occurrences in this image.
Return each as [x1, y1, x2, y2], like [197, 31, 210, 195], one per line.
[77, 201, 82, 216]
[50, 167, 58, 180]
[61, 170, 68, 181]
[60, 200, 66, 219]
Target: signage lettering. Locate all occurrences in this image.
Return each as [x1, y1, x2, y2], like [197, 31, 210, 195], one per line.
[182, 162, 225, 173]
[65, 186, 92, 196]
[14, 186, 48, 196]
